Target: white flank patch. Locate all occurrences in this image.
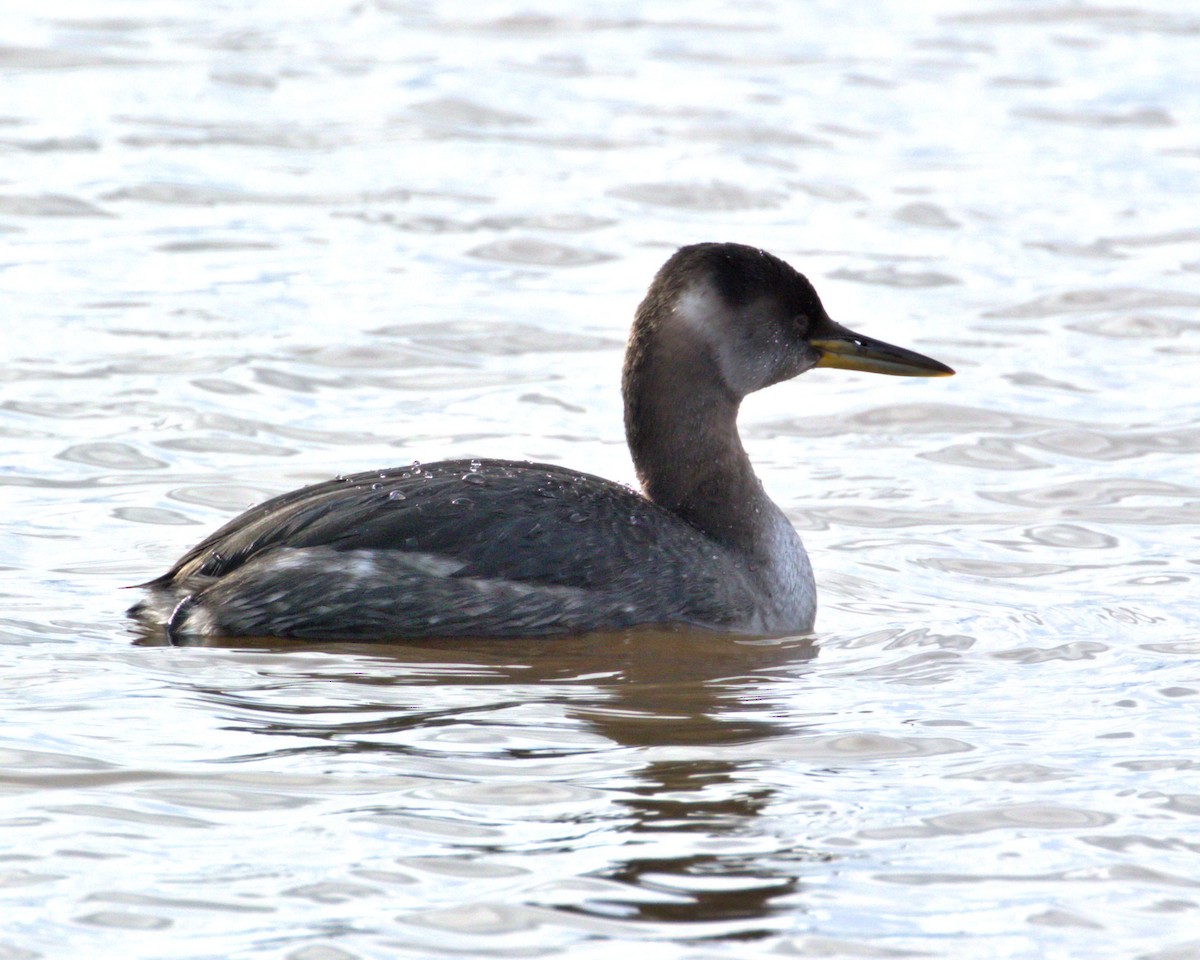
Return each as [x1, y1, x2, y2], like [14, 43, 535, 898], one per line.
[182, 602, 217, 636]
[349, 554, 378, 579]
[394, 551, 465, 578]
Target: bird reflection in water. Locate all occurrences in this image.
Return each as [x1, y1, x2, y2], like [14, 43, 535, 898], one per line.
[131, 623, 820, 935]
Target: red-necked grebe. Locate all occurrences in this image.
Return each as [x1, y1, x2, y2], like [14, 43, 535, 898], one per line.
[131, 242, 953, 641]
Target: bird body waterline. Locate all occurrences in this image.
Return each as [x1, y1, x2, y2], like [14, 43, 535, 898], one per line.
[130, 242, 953, 642]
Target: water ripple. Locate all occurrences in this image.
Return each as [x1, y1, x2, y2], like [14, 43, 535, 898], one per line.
[4, 2, 1200, 958]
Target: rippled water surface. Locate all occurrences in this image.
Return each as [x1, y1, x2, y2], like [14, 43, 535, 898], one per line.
[3, 1, 1200, 957]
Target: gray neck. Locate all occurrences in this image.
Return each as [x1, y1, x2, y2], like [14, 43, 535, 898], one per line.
[622, 325, 801, 573]
[620, 285, 817, 631]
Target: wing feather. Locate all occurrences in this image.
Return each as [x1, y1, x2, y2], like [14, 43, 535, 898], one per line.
[151, 459, 726, 596]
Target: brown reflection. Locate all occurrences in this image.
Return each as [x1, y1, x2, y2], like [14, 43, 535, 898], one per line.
[130, 622, 817, 933]
[130, 621, 814, 749]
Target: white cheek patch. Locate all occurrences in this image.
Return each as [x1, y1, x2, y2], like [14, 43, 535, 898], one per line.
[673, 283, 769, 396]
[673, 285, 724, 340]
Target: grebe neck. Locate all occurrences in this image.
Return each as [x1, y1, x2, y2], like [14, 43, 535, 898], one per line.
[623, 322, 782, 564]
